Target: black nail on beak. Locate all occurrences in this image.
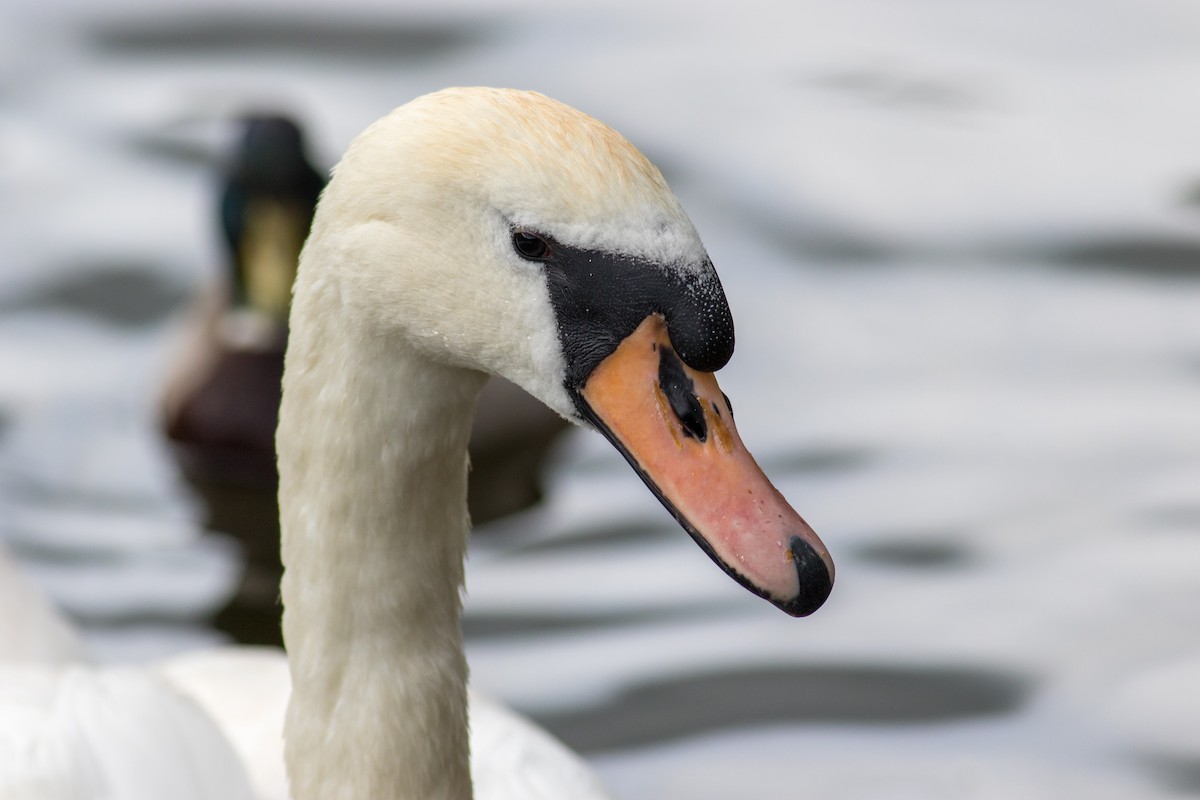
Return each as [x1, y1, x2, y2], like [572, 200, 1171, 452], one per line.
[778, 536, 834, 617]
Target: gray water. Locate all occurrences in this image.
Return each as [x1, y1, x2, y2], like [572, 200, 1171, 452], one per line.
[2, 1, 1199, 797]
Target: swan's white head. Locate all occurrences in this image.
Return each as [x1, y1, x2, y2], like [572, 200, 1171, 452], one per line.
[294, 87, 833, 615]
[301, 88, 714, 419]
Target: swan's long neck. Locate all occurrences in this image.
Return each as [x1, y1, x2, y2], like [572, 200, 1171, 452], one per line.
[278, 271, 486, 799]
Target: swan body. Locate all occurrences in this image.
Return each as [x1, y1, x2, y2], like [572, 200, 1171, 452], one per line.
[156, 648, 610, 800]
[0, 544, 254, 800]
[278, 87, 832, 799]
[0, 548, 609, 800]
[0, 663, 256, 800]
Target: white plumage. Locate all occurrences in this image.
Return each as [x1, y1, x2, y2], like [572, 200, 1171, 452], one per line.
[0, 545, 611, 800]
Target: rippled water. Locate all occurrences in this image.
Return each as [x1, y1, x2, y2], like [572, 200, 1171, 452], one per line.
[2, 1, 1199, 797]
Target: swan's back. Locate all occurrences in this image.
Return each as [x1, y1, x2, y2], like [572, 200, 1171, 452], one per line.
[468, 691, 610, 800]
[0, 547, 256, 800]
[0, 544, 610, 800]
[0, 665, 254, 800]
[160, 648, 614, 800]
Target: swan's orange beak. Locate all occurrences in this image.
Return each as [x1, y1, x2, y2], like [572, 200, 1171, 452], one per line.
[576, 315, 834, 616]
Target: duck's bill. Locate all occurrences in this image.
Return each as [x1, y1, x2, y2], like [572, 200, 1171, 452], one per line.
[575, 315, 834, 617]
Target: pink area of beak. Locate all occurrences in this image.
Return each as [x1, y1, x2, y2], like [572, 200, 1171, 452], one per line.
[577, 315, 834, 616]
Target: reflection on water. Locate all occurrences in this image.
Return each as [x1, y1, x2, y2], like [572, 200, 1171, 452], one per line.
[1046, 237, 1200, 279]
[88, 15, 492, 62]
[536, 663, 1031, 753]
[463, 602, 741, 641]
[757, 446, 875, 477]
[0, 265, 190, 328]
[852, 535, 975, 569]
[2, 1, 1200, 798]
[1145, 756, 1200, 796]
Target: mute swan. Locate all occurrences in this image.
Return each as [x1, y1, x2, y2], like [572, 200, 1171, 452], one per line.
[0, 86, 835, 800]
[276, 87, 834, 798]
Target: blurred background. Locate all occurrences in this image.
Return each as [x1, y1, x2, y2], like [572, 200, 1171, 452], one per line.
[2, 0, 1199, 797]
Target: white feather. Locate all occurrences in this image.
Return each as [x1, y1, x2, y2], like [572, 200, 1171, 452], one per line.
[0, 547, 613, 800]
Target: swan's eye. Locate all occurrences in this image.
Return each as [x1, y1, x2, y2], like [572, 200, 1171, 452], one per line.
[512, 231, 551, 261]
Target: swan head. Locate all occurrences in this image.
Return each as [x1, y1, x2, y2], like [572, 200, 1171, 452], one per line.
[299, 87, 833, 616]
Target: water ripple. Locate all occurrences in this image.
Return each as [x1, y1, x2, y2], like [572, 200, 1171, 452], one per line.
[534, 663, 1032, 753]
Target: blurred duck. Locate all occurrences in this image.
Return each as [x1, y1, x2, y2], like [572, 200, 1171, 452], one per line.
[220, 116, 325, 326]
[162, 114, 319, 492]
[162, 114, 568, 644]
[159, 115, 323, 645]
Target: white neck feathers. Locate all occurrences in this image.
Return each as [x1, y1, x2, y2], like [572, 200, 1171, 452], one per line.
[278, 264, 486, 799]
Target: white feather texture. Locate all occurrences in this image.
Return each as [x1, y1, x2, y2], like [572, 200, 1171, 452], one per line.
[0, 666, 256, 800]
[0, 546, 258, 800]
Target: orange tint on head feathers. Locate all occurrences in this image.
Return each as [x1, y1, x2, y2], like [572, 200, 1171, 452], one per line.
[334, 88, 699, 265]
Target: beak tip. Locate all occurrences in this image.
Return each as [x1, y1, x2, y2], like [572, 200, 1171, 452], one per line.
[777, 536, 834, 617]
